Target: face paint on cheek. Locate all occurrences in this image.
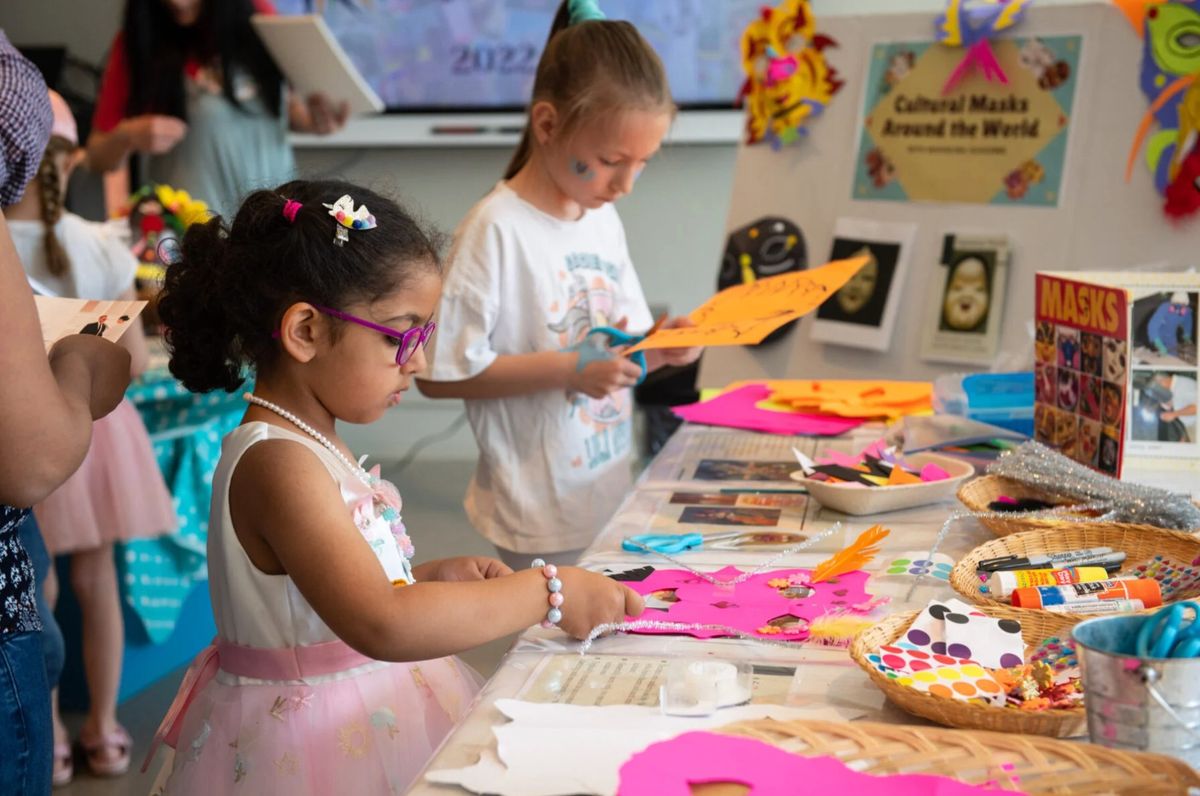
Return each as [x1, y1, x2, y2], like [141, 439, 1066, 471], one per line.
[571, 158, 595, 182]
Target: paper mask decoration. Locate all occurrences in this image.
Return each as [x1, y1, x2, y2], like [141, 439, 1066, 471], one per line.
[672, 384, 865, 437]
[718, 217, 808, 345]
[620, 566, 879, 642]
[627, 255, 870, 353]
[1123, 0, 1200, 221]
[426, 700, 863, 796]
[935, 0, 1033, 95]
[617, 732, 996, 796]
[738, 0, 843, 147]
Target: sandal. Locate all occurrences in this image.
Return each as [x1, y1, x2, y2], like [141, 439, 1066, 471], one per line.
[79, 726, 132, 778]
[51, 741, 73, 788]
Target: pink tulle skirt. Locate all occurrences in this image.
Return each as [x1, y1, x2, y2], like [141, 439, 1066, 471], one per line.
[155, 656, 481, 795]
[34, 398, 175, 555]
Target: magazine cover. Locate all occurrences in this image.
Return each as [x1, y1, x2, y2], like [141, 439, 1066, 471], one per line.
[1036, 271, 1200, 491]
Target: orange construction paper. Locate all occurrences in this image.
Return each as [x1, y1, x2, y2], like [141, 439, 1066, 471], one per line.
[886, 466, 923, 486]
[627, 255, 870, 353]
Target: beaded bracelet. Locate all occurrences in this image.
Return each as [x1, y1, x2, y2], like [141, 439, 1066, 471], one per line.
[531, 558, 564, 628]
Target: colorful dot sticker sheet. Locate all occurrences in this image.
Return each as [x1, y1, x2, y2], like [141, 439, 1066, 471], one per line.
[868, 644, 979, 678]
[894, 662, 1007, 706]
[1133, 556, 1200, 601]
[898, 599, 1024, 669]
[1030, 635, 1080, 682]
[886, 551, 954, 580]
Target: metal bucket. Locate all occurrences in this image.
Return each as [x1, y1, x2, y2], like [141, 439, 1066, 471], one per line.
[1073, 614, 1200, 767]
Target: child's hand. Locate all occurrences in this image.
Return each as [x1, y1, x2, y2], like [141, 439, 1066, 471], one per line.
[555, 567, 645, 640]
[423, 556, 513, 582]
[568, 356, 643, 398]
[48, 335, 132, 420]
[122, 114, 188, 155]
[645, 316, 703, 370]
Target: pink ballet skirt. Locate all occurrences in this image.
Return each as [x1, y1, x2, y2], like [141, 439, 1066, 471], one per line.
[152, 641, 481, 795]
[34, 398, 175, 554]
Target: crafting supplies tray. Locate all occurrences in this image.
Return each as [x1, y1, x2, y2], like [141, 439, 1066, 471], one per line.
[792, 452, 974, 516]
[950, 524, 1200, 620]
[850, 607, 1086, 738]
[700, 717, 1199, 794]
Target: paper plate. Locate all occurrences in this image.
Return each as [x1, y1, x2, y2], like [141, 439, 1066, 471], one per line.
[791, 452, 975, 516]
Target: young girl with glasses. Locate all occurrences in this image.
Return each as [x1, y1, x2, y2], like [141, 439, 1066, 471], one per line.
[144, 179, 644, 794]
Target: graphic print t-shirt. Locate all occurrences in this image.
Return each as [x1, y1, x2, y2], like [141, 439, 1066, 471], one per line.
[427, 182, 653, 552]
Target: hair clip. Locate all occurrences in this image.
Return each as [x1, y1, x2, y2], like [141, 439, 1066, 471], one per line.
[567, 0, 606, 24]
[282, 198, 302, 223]
[323, 195, 377, 246]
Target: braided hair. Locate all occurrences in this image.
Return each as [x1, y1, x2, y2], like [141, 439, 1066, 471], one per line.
[34, 135, 75, 278]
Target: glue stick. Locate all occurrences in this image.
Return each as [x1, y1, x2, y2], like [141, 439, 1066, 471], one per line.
[1010, 578, 1162, 610]
[1042, 599, 1146, 616]
[986, 566, 1109, 599]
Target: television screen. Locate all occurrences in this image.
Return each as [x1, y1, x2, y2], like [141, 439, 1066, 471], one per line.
[273, 0, 760, 112]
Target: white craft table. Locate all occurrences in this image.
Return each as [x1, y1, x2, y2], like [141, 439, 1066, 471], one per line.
[412, 424, 996, 794]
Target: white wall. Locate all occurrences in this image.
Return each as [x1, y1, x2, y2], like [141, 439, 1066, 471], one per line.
[0, 0, 1104, 462]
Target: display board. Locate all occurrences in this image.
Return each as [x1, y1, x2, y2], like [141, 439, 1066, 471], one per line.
[699, 2, 1195, 390]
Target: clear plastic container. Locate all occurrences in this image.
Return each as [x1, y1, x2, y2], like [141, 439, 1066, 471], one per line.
[933, 371, 1034, 436]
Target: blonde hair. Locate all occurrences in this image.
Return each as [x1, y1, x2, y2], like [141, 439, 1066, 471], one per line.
[36, 136, 76, 278]
[503, 4, 674, 180]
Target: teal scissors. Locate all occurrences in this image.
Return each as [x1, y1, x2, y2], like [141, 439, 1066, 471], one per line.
[581, 315, 667, 387]
[622, 531, 741, 554]
[1136, 602, 1200, 659]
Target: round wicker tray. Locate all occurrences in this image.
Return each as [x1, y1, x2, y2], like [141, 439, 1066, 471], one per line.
[693, 718, 1200, 794]
[849, 608, 1086, 738]
[950, 523, 1200, 620]
[956, 475, 1118, 537]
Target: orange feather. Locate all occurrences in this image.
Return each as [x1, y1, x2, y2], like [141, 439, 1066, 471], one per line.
[808, 525, 890, 584]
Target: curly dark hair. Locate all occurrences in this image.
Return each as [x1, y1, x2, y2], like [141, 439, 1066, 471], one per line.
[158, 179, 442, 393]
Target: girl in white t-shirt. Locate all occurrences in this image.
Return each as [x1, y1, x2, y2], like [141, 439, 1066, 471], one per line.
[3, 91, 175, 783]
[418, 0, 702, 567]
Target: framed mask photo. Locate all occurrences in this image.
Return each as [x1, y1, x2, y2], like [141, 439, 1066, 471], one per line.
[809, 217, 916, 351]
[919, 233, 1011, 365]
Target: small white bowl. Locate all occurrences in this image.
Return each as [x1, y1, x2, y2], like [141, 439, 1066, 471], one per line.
[790, 452, 975, 516]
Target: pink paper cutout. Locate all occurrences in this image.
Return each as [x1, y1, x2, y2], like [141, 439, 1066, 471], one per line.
[942, 40, 1009, 95]
[816, 450, 864, 468]
[617, 731, 1011, 796]
[673, 384, 864, 437]
[625, 566, 876, 641]
[920, 463, 951, 482]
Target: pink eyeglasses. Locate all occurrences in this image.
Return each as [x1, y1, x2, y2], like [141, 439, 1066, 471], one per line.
[313, 305, 436, 366]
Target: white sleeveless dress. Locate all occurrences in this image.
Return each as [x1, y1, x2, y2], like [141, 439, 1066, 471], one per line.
[153, 422, 481, 795]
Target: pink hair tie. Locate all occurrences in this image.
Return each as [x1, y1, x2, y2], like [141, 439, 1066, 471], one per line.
[282, 199, 302, 223]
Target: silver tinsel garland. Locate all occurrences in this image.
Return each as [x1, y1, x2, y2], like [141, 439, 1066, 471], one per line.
[987, 441, 1200, 531]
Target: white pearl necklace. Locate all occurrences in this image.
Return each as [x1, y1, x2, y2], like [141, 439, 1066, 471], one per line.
[243, 392, 372, 486]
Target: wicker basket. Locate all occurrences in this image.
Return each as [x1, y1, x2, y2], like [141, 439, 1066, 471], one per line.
[957, 475, 1098, 537]
[849, 608, 1086, 737]
[950, 523, 1200, 620]
[693, 718, 1200, 794]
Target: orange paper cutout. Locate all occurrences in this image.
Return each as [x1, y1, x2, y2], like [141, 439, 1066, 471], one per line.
[627, 255, 870, 353]
[886, 466, 923, 486]
[1111, 0, 1167, 34]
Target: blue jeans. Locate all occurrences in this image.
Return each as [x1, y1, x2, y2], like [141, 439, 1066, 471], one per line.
[0, 631, 52, 796]
[16, 514, 64, 687]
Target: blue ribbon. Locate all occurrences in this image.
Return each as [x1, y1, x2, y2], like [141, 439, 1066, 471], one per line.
[568, 0, 606, 25]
